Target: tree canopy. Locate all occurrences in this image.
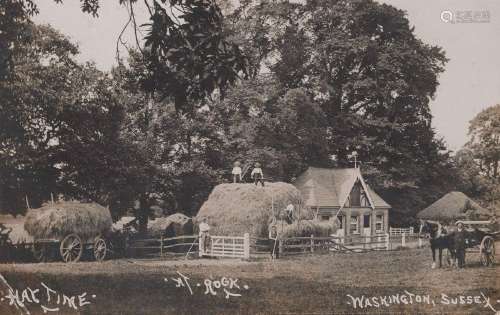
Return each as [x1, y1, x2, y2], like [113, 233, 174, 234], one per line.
[219, 0, 455, 223]
[1, 0, 494, 227]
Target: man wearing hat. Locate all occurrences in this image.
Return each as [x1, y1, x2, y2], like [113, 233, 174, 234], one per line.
[454, 221, 467, 268]
[251, 162, 265, 187]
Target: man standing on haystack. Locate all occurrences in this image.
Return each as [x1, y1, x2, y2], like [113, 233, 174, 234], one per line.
[199, 218, 211, 255]
[251, 162, 265, 187]
[232, 161, 242, 183]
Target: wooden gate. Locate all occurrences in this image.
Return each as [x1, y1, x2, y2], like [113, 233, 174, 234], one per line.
[200, 233, 250, 259]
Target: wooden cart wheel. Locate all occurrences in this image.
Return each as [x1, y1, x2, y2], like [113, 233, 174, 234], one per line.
[93, 237, 107, 261]
[60, 234, 83, 263]
[480, 236, 495, 267]
[32, 242, 48, 263]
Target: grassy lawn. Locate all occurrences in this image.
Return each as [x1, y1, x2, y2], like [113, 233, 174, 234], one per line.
[0, 247, 499, 314]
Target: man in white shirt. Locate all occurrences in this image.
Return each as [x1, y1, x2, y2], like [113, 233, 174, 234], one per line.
[251, 162, 265, 187]
[199, 218, 211, 254]
[232, 161, 242, 183]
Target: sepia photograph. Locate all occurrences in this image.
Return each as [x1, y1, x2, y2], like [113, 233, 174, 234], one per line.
[0, 0, 499, 314]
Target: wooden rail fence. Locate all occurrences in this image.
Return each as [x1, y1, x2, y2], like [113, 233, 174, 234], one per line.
[127, 232, 424, 259]
[128, 235, 198, 257]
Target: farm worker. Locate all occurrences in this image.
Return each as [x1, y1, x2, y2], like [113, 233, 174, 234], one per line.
[454, 221, 467, 268]
[251, 162, 265, 187]
[232, 161, 242, 183]
[199, 218, 211, 254]
[269, 224, 279, 259]
[284, 204, 294, 224]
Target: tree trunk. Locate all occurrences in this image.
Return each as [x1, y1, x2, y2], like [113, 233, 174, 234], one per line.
[138, 195, 149, 235]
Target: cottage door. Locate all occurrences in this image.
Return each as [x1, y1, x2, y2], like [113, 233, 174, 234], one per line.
[363, 214, 371, 236]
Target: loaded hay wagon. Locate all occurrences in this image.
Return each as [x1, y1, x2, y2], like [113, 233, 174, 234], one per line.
[24, 201, 114, 263]
[458, 219, 499, 267]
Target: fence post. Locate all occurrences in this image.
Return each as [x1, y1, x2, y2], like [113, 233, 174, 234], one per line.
[402, 233, 406, 247]
[418, 237, 422, 248]
[160, 236, 163, 257]
[198, 235, 203, 257]
[385, 233, 390, 250]
[243, 233, 250, 260]
[310, 234, 314, 253]
[279, 239, 283, 256]
[410, 227, 414, 235]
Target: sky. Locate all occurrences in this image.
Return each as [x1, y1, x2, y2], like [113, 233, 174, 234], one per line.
[33, 0, 500, 151]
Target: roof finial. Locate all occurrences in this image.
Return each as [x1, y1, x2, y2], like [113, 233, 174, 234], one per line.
[349, 151, 360, 168]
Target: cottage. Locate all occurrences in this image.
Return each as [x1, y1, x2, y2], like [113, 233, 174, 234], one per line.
[294, 167, 391, 237]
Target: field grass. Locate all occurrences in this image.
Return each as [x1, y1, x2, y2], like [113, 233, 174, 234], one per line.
[0, 247, 499, 314]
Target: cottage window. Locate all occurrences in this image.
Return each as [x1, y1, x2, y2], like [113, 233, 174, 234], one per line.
[321, 215, 330, 221]
[375, 215, 384, 233]
[350, 216, 359, 234]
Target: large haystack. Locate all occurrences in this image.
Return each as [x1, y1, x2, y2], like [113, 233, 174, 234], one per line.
[24, 201, 112, 240]
[417, 191, 491, 222]
[148, 213, 194, 238]
[196, 182, 311, 238]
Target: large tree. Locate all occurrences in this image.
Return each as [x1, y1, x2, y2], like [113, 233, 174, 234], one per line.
[467, 104, 500, 180]
[459, 104, 500, 213]
[0, 24, 147, 217]
[223, 0, 455, 223]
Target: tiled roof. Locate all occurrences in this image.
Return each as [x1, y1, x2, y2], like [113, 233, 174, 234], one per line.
[294, 167, 391, 209]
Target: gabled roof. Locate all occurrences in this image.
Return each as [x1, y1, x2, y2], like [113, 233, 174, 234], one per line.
[294, 167, 391, 209]
[417, 191, 491, 221]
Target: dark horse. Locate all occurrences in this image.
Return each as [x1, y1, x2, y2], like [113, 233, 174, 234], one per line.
[419, 220, 456, 268]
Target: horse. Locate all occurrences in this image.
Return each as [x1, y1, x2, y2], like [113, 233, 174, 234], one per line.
[419, 220, 456, 268]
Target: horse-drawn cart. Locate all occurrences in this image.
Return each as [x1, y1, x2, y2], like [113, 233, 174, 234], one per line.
[32, 233, 108, 263]
[24, 201, 115, 263]
[419, 218, 498, 268]
[458, 220, 498, 267]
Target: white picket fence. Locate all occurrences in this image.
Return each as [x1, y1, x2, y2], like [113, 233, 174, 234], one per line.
[389, 227, 414, 236]
[199, 233, 250, 260]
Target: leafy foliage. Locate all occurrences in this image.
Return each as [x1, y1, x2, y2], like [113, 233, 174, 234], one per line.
[223, 0, 455, 224]
[0, 24, 146, 218]
[3, 0, 495, 228]
[142, 0, 247, 112]
[457, 104, 500, 213]
[466, 104, 500, 180]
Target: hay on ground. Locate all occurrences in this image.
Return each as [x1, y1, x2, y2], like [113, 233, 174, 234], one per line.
[277, 220, 337, 238]
[148, 213, 194, 238]
[196, 182, 311, 238]
[24, 201, 112, 240]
